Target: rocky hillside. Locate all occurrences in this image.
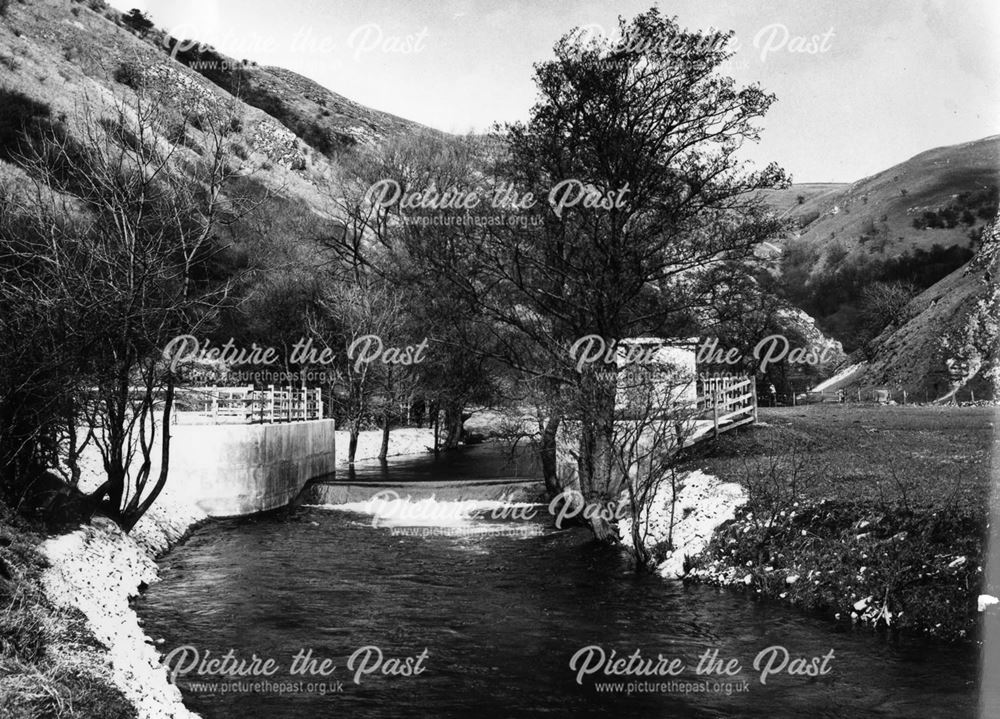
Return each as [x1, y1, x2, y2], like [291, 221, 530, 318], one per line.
[0, 0, 431, 205]
[772, 136, 1000, 263]
[767, 136, 999, 351]
[815, 218, 999, 401]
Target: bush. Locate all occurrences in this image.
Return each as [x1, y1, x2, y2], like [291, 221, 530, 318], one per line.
[113, 61, 143, 89]
[165, 121, 187, 146]
[121, 8, 153, 34]
[62, 43, 84, 63]
[0, 89, 51, 163]
[0, 53, 19, 72]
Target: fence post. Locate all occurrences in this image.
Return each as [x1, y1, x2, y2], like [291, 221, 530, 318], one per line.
[267, 385, 275, 423]
[712, 390, 719, 438]
[751, 378, 758, 424]
[211, 386, 218, 422]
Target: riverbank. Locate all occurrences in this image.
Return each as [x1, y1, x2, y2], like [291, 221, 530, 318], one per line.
[41, 496, 205, 719]
[676, 404, 996, 641]
[0, 489, 204, 719]
[2, 424, 447, 718]
[336, 427, 436, 466]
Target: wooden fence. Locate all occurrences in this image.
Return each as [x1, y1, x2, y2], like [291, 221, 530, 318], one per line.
[695, 375, 757, 439]
[799, 386, 986, 405]
[173, 385, 324, 424]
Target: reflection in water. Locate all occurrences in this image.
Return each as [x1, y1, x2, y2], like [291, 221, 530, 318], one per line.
[137, 447, 978, 719]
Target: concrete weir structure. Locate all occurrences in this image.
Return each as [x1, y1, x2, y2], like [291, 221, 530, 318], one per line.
[154, 419, 337, 517]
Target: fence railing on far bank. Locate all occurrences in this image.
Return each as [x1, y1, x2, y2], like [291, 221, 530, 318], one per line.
[173, 385, 323, 424]
[691, 375, 757, 442]
[795, 386, 987, 406]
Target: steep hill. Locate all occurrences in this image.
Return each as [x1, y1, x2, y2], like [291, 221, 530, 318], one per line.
[775, 136, 999, 262]
[0, 0, 449, 284]
[768, 136, 1000, 351]
[815, 218, 999, 401]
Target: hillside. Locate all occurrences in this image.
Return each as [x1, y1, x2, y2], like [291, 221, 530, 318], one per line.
[814, 218, 999, 401]
[767, 136, 1000, 351]
[774, 136, 1000, 261]
[0, 0, 432, 197]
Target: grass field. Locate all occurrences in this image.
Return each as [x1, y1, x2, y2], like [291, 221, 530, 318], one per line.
[690, 404, 994, 509]
[682, 404, 996, 641]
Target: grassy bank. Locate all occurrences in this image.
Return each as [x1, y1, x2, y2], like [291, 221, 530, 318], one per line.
[681, 404, 995, 641]
[0, 504, 134, 719]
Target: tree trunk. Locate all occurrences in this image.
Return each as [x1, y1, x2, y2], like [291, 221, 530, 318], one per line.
[378, 412, 390, 461]
[348, 419, 360, 464]
[122, 382, 175, 532]
[539, 414, 561, 497]
[576, 369, 620, 543]
[442, 401, 464, 450]
[432, 404, 440, 457]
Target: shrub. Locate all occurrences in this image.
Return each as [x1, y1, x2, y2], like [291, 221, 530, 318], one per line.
[113, 61, 143, 89]
[121, 8, 153, 34]
[0, 89, 51, 163]
[165, 121, 187, 146]
[62, 43, 83, 63]
[0, 53, 20, 72]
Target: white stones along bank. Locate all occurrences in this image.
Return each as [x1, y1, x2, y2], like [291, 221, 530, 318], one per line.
[619, 470, 747, 578]
[41, 497, 206, 719]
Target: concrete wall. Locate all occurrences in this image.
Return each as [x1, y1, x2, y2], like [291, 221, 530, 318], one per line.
[166, 419, 337, 516]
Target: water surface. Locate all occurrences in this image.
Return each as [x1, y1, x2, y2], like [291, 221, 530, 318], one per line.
[137, 446, 979, 718]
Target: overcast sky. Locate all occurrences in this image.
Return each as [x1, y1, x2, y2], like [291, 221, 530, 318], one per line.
[109, 0, 1000, 183]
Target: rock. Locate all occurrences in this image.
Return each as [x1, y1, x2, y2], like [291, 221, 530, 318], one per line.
[619, 469, 746, 579]
[978, 594, 999, 612]
[42, 499, 205, 719]
[786, 574, 799, 584]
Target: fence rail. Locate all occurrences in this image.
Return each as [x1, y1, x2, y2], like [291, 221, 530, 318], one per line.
[173, 385, 324, 424]
[794, 386, 987, 406]
[693, 375, 757, 441]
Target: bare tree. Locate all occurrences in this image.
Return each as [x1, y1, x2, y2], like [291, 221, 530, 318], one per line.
[307, 281, 409, 463]
[1, 71, 255, 529]
[613, 361, 701, 568]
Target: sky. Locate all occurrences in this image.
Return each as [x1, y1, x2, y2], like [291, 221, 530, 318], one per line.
[108, 0, 1000, 183]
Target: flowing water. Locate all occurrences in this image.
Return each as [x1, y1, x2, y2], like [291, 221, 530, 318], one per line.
[136, 446, 980, 718]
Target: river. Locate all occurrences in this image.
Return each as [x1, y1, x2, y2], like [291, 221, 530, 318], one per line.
[135, 445, 979, 718]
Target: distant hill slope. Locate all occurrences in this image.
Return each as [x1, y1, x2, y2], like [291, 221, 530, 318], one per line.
[762, 182, 847, 220]
[815, 218, 999, 401]
[766, 136, 999, 351]
[774, 136, 1000, 262]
